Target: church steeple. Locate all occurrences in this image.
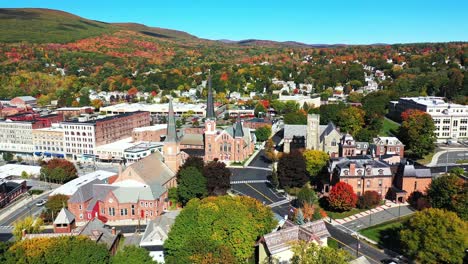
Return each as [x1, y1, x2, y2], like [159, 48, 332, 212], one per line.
[166, 97, 178, 142]
[206, 74, 215, 119]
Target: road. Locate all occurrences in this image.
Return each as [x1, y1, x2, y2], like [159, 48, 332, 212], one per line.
[326, 223, 394, 264]
[436, 151, 468, 165]
[0, 193, 47, 226]
[341, 205, 414, 232]
[230, 148, 294, 218]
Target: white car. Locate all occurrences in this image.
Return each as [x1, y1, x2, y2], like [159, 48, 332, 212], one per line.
[35, 199, 47, 207]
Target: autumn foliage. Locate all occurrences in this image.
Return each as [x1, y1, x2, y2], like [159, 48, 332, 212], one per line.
[328, 182, 358, 211]
[357, 191, 381, 209]
[40, 158, 77, 184]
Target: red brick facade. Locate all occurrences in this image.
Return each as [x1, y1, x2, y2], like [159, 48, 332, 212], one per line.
[95, 111, 150, 146]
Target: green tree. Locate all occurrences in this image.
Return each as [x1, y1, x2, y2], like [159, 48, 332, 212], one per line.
[270, 167, 279, 189]
[179, 156, 204, 172]
[176, 167, 207, 205]
[254, 103, 267, 117]
[296, 186, 318, 207]
[255, 125, 272, 142]
[284, 111, 307, 125]
[43, 194, 69, 223]
[2, 152, 13, 162]
[400, 208, 468, 264]
[427, 173, 467, 220]
[319, 103, 346, 125]
[398, 109, 436, 158]
[164, 196, 277, 263]
[12, 216, 43, 239]
[79, 87, 91, 106]
[336, 106, 365, 136]
[302, 150, 329, 179]
[291, 240, 351, 264]
[112, 245, 157, 264]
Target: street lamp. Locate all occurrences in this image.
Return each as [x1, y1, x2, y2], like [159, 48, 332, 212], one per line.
[353, 231, 360, 258]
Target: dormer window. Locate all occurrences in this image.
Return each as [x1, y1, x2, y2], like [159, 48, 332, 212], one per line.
[378, 169, 384, 175]
[357, 170, 363, 176]
[343, 170, 349, 176]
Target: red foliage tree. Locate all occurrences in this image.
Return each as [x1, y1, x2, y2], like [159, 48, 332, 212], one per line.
[40, 159, 77, 184]
[328, 182, 358, 211]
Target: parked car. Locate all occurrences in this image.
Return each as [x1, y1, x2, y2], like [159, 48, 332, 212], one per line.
[35, 199, 47, 207]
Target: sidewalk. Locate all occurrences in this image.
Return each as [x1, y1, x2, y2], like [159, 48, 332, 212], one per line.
[0, 190, 52, 223]
[330, 200, 409, 225]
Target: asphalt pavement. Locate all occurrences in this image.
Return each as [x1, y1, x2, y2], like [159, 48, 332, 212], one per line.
[0, 194, 46, 226]
[326, 223, 394, 264]
[436, 151, 468, 165]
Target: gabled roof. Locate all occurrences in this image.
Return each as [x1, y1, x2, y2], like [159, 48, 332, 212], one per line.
[141, 210, 180, 244]
[320, 121, 339, 142]
[77, 218, 119, 251]
[262, 220, 330, 255]
[54, 208, 75, 225]
[68, 178, 104, 203]
[403, 164, 432, 178]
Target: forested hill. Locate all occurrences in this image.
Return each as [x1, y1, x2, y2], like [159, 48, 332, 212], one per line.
[0, 8, 466, 106]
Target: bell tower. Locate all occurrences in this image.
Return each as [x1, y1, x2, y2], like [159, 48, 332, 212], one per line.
[204, 74, 217, 161]
[163, 98, 182, 173]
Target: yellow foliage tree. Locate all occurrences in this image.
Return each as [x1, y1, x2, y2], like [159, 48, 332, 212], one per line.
[12, 216, 43, 239]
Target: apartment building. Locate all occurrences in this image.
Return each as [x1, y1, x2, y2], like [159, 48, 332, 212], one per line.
[32, 124, 66, 158]
[0, 121, 36, 153]
[389, 96, 468, 141]
[62, 112, 150, 160]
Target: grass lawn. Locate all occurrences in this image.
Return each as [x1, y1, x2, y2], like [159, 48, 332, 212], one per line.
[360, 216, 412, 253]
[379, 118, 400, 136]
[325, 208, 367, 219]
[416, 151, 435, 165]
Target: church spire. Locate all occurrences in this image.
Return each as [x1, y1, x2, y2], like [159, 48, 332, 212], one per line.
[166, 97, 178, 142]
[206, 73, 215, 119]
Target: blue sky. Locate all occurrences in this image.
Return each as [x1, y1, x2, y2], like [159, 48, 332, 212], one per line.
[3, 0, 468, 44]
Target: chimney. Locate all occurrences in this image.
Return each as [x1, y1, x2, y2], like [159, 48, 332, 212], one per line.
[349, 163, 356, 175]
[111, 227, 116, 236]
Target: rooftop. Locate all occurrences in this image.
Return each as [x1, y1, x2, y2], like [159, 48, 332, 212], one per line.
[101, 102, 206, 113]
[50, 170, 116, 196]
[0, 164, 41, 179]
[133, 124, 167, 132]
[62, 111, 147, 125]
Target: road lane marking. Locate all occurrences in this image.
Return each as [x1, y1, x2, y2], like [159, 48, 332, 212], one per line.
[245, 183, 274, 203]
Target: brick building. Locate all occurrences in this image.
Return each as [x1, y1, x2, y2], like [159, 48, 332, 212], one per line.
[62, 111, 150, 160]
[243, 118, 272, 130]
[132, 124, 167, 142]
[392, 162, 432, 202]
[339, 134, 369, 157]
[203, 77, 255, 162]
[0, 179, 27, 208]
[56, 106, 94, 120]
[10, 96, 37, 107]
[328, 156, 394, 198]
[32, 124, 65, 158]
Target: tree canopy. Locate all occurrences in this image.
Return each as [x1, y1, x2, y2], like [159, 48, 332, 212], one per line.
[427, 172, 467, 220]
[398, 109, 436, 158]
[164, 196, 277, 263]
[400, 208, 468, 264]
[112, 245, 157, 264]
[203, 160, 231, 196]
[40, 159, 78, 184]
[176, 166, 207, 205]
[303, 150, 329, 179]
[328, 182, 358, 212]
[277, 150, 309, 188]
[255, 125, 272, 142]
[291, 240, 351, 264]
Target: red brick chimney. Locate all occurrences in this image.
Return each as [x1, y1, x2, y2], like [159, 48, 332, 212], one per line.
[349, 163, 356, 175]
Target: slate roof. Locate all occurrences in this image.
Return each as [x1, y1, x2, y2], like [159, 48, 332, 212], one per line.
[54, 208, 75, 225]
[403, 164, 432, 178]
[68, 178, 104, 203]
[15, 96, 36, 102]
[180, 133, 204, 146]
[319, 121, 338, 142]
[76, 218, 120, 251]
[140, 210, 180, 245]
[262, 220, 330, 255]
[284, 125, 307, 139]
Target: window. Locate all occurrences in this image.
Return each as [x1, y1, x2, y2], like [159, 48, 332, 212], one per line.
[79, 214, 83, 219]
[101, 208, 105, 215]
[131, 205, 135, 215]
[108, 208, 115, 216]
[453, 120, 458, 126]
[120, 208, 128, 216]
[357, 170, 363, 176]
[357, 180, 361, 188]
[366, 180, 371, 188]
[149, 202, 153, 207]
[79, 204, 82, 210]
[378, 179, 382, 187]
[145, 202, 148, 207]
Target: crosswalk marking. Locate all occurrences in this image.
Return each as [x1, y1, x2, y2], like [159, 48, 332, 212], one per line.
[230, 180, 269, 184]
[268, 199, 290, 208]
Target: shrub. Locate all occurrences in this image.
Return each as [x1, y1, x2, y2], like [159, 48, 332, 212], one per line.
[357, 191, 381, 209]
